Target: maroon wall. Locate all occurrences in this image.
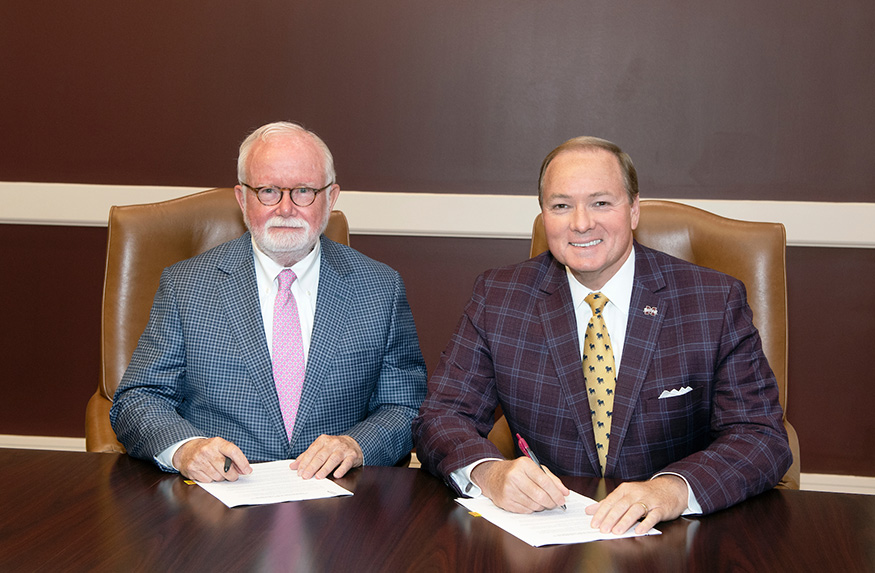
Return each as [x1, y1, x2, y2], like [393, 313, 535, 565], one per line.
[3, 2, 874, 200]
[0, 225, 106, 435]
[785, 247, 875, 476]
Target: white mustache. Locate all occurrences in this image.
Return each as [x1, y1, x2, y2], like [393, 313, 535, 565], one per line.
[264, 217, 308, 230]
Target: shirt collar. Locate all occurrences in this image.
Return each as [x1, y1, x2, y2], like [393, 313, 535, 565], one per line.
[566, 245, 635, 316]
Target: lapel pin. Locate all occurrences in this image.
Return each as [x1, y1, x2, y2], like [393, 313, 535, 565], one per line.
[643, 306, 658, 316]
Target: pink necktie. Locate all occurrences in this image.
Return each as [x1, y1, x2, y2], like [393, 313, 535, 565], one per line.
[273, 269, 305, 440]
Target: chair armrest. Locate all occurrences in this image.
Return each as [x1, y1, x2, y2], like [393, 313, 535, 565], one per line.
[776, 419, 801, 490]
[85, 391, 126, 454]
[487, 415, 516, 459]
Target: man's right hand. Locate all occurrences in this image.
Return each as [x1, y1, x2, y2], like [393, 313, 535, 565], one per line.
[471, 457, 569, 513]
[172, 437, 252, 483]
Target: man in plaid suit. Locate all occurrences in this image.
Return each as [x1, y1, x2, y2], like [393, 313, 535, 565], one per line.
[413, 136, 791, 534]
[111, 122, 426, 482]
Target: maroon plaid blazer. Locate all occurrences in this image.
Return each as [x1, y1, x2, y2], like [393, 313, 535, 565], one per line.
[413, 243, 791, 514]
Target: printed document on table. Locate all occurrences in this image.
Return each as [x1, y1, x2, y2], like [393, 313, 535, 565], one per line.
[196, 460, 353, 508]
[457, 490, 660, 547]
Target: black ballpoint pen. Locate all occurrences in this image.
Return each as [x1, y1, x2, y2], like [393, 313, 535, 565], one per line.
[224, 456, 232, 472]
[516, 433, 567, 510]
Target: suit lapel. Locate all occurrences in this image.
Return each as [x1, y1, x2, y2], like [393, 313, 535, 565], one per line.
[287, 237, 352, 450]
[537, 257, 601, 475]
[604, 244, 667, 474]
[216, 234, 289, 446]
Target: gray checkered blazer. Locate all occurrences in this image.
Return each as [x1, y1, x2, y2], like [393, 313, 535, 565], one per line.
[111, 234, 427, 470]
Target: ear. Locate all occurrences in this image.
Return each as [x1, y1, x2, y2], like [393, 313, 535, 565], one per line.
[630, 195, 640, 230]
[327, 184, 340, 211]
[234, 185, 246, 213]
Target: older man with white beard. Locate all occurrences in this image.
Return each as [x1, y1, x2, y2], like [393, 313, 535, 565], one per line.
[111, 122, 427, 482]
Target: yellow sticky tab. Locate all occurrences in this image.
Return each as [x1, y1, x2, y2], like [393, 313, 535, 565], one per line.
[468, 511, 481, 517]
[183, 480, 196, 485]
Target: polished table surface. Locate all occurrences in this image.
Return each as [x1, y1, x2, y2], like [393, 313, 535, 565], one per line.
[1, 449, 873, 572]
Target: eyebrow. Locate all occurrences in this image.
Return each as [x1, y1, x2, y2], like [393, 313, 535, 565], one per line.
[250, 182, 322, 189]
[545, 190, 613, 200]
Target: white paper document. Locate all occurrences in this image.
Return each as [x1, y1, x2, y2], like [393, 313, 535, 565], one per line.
[457, 490, 660, 547]
[196, 460, 353, 508]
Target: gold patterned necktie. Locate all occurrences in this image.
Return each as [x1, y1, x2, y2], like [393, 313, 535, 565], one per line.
[583, 292, 616, 476]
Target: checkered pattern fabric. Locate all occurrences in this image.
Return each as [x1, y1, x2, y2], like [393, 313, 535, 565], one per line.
[111, 235, 427, 469]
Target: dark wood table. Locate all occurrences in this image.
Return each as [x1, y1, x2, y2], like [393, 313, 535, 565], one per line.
[1, 449, 872, 572]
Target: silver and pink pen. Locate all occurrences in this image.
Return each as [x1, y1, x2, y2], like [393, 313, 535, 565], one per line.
[516, 433, 567, 510]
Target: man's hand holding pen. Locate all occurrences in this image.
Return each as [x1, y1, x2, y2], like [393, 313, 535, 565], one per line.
[172, 437, 252, 483]
[517, 434, 566, 510]
[470, 456, 570, 514]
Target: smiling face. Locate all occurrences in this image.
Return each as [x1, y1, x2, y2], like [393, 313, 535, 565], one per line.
[540, 148, 639, 290]
[234, 132, 339, 267]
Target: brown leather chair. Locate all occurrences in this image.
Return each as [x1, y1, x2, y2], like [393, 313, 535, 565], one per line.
[489, 200, 800, 489]
[85, 187, 350, 453]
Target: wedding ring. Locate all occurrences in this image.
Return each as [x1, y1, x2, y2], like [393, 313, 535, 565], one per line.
[636, 501, 649, 519]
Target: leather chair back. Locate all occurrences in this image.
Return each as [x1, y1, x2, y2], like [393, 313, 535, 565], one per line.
[85, 187, 349, 452]
[516, 200, 800, 488]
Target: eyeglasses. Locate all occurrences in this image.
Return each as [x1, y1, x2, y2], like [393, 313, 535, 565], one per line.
[239, 181, 333, 207]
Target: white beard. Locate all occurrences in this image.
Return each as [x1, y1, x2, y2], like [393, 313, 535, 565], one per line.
[243, 200, 330, 265]
[257, 216, 312, 251]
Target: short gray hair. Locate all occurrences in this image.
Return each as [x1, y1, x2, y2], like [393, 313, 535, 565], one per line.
[237, 121, 335, 186]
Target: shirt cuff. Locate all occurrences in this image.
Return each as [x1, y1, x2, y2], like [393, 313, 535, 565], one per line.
[449, 458, 503, 497]
[155, 437, 206, 472]
[652, 471, 703, 515]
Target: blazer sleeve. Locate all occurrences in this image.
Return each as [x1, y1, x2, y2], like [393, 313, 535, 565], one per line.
[412, 274, 507, 487]
[109, 268, 206, 471]
[341, 270, 428, 467]
[659, 278, 792, 513]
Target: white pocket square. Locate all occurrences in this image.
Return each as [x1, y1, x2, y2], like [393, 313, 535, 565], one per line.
[658, 386, 693, 399]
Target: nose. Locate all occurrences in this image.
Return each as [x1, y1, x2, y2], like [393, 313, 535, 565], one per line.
[570, 206, 592, 233]
[274, 191, 299, 216]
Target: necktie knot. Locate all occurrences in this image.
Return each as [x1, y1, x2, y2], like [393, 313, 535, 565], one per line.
[585, 292, 610, 314]
[277, 269, 298, 292]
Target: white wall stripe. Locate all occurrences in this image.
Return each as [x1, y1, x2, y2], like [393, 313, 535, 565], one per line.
[2, 181, 873, 248]
[799, 473, 875, 496]
[0, 435, 87, 452]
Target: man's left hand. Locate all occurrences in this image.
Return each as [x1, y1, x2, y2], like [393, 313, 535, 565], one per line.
[585, 474, 688, 534]
[289, 434, 363, 479]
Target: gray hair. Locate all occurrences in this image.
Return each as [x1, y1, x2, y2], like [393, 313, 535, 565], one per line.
[237, 121, 335, 186]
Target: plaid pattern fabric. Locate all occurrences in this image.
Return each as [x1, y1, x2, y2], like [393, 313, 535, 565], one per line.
[111, 234, 427, 469]
[413, 242, 791, 514]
